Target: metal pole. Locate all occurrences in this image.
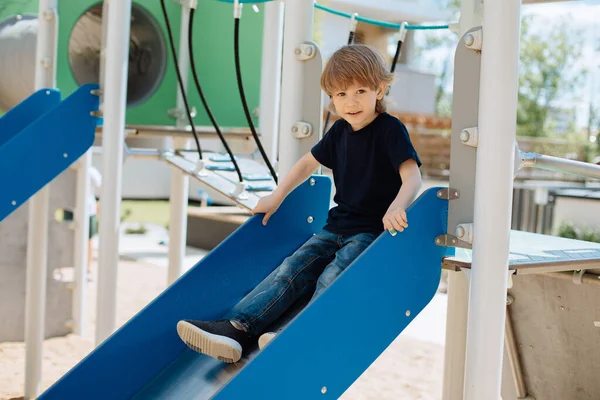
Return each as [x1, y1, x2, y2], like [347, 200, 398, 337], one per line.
[277, 0, 314, 178]
[442, 1, 481, 398]
[96, 0, 132, 345]
[72, 0, 108, 340]
[521, 151, 600, 180]
[504, 306, 528, 398]
[24, 1, 57, 398]
[464, 1, 522, 398]
[167, 3, 192, 286]
[442, 270, 470, 400]
[72, 152, 91, 336]
[167, 139, 190, 286]
[259, 0, 284, 163]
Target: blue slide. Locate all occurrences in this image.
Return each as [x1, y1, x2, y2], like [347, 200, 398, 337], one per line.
[40, 178, 451, 399]
[0, 84, 99, 222]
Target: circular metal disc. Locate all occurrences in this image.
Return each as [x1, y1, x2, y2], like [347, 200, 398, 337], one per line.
[68, 3, 167, 107]
[0, 14, 37, 111]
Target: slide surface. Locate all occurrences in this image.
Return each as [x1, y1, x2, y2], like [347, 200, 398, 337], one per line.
[40, 179, 451, 399]
[0, 84, 98, 222]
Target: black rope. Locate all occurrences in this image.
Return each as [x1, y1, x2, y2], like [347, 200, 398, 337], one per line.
[189, 9, 243, 182]
[159, 0, 203, 160]
[234, 17, 278, 184]
[391, 39, 403, 74]
[348, 31, 355, 46]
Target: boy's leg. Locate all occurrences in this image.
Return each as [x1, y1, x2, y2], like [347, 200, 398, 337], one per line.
[225, 229, 338, 336]
[178, 230, 338, 361]
[311, 232, 378, 301]
[259, 232, 377, 350]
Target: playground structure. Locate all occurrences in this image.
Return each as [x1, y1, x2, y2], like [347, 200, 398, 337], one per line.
[2, 0, 600, 399]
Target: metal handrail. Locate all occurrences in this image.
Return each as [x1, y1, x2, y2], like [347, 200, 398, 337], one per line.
[520, 151, 600, 180]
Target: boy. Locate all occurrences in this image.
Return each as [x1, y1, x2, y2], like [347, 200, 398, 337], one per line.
[177, 44, 422, 363]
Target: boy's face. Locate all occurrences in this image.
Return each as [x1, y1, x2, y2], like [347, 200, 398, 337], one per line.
[330, 81, 386, 131]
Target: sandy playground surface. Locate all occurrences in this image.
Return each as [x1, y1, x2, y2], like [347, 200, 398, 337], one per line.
[0, 226, 447, 400]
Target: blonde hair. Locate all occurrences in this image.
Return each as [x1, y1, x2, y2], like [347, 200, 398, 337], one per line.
[321, 44, 394, 114]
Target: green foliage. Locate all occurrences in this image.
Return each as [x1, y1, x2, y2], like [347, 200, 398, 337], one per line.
[557, 222, 578, 239]
[121, 208, 132, 223]
[517, 16, 585, 137]
[557, 222, 600, 243]
[125, 224, 148, 235]
[121, 208, 149, 234]
[414, 11, 586, 131]
[413, 30, 458, 116]
[581, 229, 600, 244]
[120, 200, 170, 228]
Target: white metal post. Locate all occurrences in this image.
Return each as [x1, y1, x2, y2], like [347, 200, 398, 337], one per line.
[72, 152, 91, 336]
[167, 4, 192, 286]
[442, 1, 482, 399]
[442, 270, 470, 400]
[464, 0, 521, 398]
[277, 0, 314, 178]
[99, 0, 109, 94]
[259, 1, 284, 163]
[24, 1, 58, 398]
[96, 0, 132, 345]
[71, 0, 108, 339]
[459, 0, 482, 34]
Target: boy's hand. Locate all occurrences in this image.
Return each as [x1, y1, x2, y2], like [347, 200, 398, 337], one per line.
[252, 194, 283, 225]
[382, 206, 408, 233]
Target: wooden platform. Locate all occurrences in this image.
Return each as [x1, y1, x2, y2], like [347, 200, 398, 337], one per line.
[443, 230, 600, 274]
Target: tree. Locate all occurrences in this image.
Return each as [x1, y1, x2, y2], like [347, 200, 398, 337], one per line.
[517, 15, 585, 137]
[412, 0, 459, 116]
[413, 29, 458, 116]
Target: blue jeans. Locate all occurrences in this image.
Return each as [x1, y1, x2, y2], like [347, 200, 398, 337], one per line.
[225, 229, 378, 336]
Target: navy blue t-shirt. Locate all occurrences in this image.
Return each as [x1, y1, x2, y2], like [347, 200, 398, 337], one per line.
[311, 112, 421, 235]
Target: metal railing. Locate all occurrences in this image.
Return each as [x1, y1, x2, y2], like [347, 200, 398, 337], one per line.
[520, 151, 600, 181]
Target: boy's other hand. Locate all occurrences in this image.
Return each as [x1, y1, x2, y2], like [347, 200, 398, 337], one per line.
[252, 194, 283, 226]
[383, 206, 408, 233]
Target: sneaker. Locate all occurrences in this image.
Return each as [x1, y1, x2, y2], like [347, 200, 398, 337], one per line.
[177, 319, 252, 363]
[258, 332, 277, 350]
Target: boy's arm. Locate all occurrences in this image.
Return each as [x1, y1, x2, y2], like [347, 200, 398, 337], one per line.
[253, 152, 321, 224]
[382, 159, 422, 233]
[272, 152, 321, 201]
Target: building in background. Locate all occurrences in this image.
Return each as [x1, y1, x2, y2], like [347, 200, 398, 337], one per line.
[318, 0, 450, 115]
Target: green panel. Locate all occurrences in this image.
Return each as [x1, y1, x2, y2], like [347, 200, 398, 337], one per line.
[123, 0, 181, 126]
[55, 0, 264, 128]
[57, 0, 181, 126]
[0, 0, 39, 18]
[186, 1, 263, 128]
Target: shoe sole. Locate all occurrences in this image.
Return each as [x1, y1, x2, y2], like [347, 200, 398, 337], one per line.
[258, 332, 276, 350]
[176, 321, 242, 363]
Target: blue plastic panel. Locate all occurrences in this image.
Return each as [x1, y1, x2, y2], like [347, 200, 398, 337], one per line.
[39, 176, 332, 400]
[40, 184, 451, 400]
[215, 187, 453, 399]
[0, 88, 61, 148]
[0, 84, 99, 222]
